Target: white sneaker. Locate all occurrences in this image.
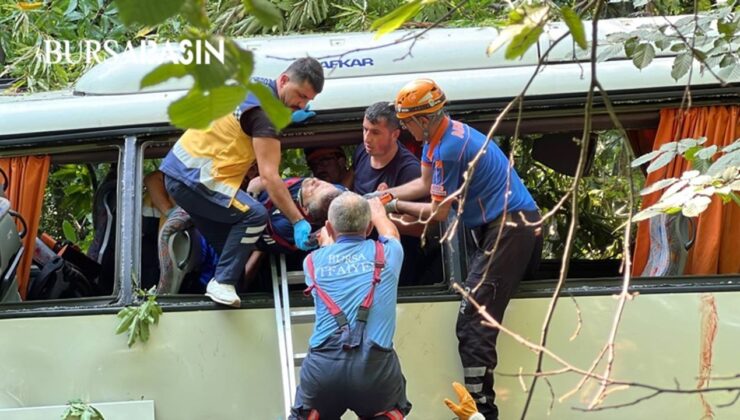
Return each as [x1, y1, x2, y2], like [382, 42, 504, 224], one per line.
[205, 279, 241, 308]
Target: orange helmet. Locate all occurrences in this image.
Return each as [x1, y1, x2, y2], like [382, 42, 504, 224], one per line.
[394, 79, 447, 119]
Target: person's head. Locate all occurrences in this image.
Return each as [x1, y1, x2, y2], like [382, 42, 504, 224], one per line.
[394, 78, 447, 142]
[326, 191, 372, 239]
[363, 101, 401, 158]
[277, 57, 325, 111]
[304, 147, 348, 184]
[299, 177, 343, 224]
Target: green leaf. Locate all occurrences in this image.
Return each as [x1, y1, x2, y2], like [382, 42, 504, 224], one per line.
[671, 52, 692, 81]
[242, 0, 283, 28]
[624, 37, 639, 57]
[181, 0, 210, 29]
[631, 150, 662, 167]
[640, 178, 679, 196]
[140, 63, 189, 89]
[632, 43, 655, 69]
[370, 0, 423, 39]
[670, 43, 687, 52]
[718, 62, 740, 82]
[62, 220, 77, 243]
[695, 145, 718, 161]
[247, 82, 292, 131]
[717, 19, 737, 37]
[596, 43, 623, 62]
[723, 140, 740, 153]
[168, 85, 247, 130]
[708, 149, 740, 176]
[506, 25, 544, 60]
[224, 40, 254, 85]
[720, 55, 736, 68]
[561, 6, 586, 50]
[655, 37, 672, 51]
[114, 0, 187, 26]
[646, 150, 677, 173]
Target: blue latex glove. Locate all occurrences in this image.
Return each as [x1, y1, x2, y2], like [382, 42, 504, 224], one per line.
[362, 191, 384, 200]
[291, 105, 316, 124]
[293, 219, 316, 251]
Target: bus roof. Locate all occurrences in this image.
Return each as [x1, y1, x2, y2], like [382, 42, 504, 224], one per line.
[0, 15, 736, 138]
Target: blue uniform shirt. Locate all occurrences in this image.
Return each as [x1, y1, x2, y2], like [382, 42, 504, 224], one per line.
[305, 235, 403, 349]
[422, 118, 537, 228]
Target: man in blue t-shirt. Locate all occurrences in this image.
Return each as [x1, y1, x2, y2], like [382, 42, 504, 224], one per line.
[289, 192, 411, 420]
[383, 79, 543, 420]
[352, 101, 428, 285]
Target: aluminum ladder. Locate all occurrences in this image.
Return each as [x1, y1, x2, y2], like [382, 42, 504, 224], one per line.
[271, 253, 314, 419]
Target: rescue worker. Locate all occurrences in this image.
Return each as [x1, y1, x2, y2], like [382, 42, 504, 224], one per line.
[445, 382, 484, 420]
[381, 79, 543, 420]
[159, 57, 324, 308]
[290, 192, 412, 420]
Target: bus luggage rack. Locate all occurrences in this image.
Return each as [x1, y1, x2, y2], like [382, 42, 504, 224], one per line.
[271, 254, 314, 418]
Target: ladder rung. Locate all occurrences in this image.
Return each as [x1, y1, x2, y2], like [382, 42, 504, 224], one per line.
[294, 353, 307, 367]
[286, 271, 305, 285]
[290, 309, 315, 324]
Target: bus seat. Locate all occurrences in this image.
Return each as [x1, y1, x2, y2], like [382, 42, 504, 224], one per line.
[0, 196, 24, 303]
[642, 213, 695, 277]
[157, 207, 202, 294]
[87, 175, 117, 294]
[26, 237, 97, 300]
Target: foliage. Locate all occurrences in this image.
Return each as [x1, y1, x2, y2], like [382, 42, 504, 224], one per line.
[0, 0, 184, 92]
[599, 4, 740, 82]
[632, 137, 740, 221]
[516, 131, 644, 259]
[40, 163, 111, 252]
[61, 399, 104, 420]
[115, 286, 163, 348]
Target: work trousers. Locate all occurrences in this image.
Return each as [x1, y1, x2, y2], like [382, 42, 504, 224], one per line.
[457, 209, 542, 420]
[290, 333, 412, 420]
[164, 175, 267, 286]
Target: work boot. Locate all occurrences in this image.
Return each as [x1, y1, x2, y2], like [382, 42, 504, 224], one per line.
[205, 279, 241, 308]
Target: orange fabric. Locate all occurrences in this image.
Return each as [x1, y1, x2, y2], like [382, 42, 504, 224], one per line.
[0, 156, 50, 299]
[632, 106, 740, 276]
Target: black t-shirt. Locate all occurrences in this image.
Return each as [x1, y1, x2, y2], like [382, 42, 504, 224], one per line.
[239, 107, 279, 139]
[352, 142, 426, 286]
[352, 141, 421, 195]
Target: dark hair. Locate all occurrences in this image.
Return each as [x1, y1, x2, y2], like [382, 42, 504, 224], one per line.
[285, 57, 325, 93]
[307, 188, 343, 224]
[303, 146, 345, 164]
[364, 101, 400, 130]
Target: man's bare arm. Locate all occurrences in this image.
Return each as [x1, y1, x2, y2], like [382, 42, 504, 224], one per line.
[383, 164, 432, 201]
[252, 137, 304, 223]
[395, 198, 452, 222]
[144, 170, 175, 215]
[369, 198, 400, 241]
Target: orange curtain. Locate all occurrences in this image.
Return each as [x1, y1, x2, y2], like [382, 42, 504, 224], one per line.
[632, 106, 740, 276]
[0, 156, 50, 299]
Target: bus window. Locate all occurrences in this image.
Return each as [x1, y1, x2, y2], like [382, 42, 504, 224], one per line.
[511, 130, 646, 280]
[1, 147, 122, 301]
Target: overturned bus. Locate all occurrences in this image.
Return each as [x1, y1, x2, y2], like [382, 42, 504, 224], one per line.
[1, 15, 739, 420]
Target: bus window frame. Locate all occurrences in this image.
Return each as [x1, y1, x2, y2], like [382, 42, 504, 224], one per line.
[0, 140, 128, 316]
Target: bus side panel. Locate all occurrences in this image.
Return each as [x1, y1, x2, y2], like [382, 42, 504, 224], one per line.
[0, 309, 284, 419]
[495, 290, 740, 418]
